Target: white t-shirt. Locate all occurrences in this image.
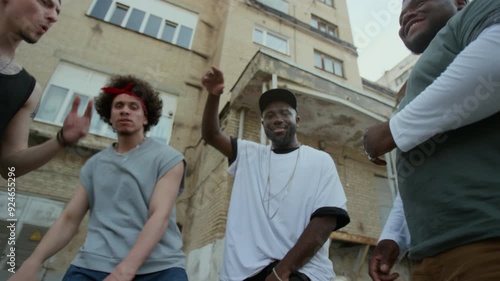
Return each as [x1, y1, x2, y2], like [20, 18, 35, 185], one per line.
[220, 139, 348, 281]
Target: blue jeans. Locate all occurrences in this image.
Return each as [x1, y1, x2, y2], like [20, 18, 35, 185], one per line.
[62, 265, 188, 281]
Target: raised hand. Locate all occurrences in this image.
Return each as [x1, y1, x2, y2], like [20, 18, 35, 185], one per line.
[202, 66, 225, 96]
[61, 96, 93, 145]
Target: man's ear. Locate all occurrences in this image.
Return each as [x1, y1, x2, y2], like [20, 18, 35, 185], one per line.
[456, 0, 467, 11]
[296, 115, 301, 127]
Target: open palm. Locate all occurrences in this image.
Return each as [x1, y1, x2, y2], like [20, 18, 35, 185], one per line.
[62, 96, 93, 144]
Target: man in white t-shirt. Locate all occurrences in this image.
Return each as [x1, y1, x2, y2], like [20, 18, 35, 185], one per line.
[201, 67, 350, 281]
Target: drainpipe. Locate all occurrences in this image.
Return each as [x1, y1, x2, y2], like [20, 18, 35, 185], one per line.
[271, 73, 278, 89]
[385, 152, 397, 200]
[385, 110, 399, 200]
[260, 82, 268, 145]
[238, 109, 246, 139]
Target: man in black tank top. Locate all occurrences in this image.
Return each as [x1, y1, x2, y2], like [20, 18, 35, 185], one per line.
[0, 0, 92, 179]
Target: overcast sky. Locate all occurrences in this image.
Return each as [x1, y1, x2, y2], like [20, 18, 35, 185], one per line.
[346, 1, 411, 81]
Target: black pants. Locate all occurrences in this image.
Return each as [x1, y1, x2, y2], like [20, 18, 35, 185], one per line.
[243, 261, 311, 281]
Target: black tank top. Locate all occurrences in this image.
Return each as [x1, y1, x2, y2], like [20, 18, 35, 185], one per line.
[0, 69, 36, 141]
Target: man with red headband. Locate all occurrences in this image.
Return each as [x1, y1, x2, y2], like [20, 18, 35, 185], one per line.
[0, 0, 93, 179]
[9, 75, 188, 281]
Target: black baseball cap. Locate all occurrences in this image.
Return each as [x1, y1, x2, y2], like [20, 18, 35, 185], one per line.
[258, 88, 297, 113]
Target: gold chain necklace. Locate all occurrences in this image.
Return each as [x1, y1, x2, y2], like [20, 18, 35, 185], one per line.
[262, 145, 301, 220]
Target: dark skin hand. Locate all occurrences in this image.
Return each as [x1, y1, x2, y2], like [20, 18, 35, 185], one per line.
[369, 240, 401, 281]
[265, 216, 337, 281]
[363, 121, 397, 166]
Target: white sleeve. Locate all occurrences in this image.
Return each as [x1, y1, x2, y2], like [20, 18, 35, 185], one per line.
[227, 139, 246, 176]
[390, 24, 500, 152]
[379, 192, 411, 260]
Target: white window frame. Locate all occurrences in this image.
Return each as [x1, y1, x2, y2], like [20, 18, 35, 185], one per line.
[311, 15, 338, 38]
[146, 93, 177, 144]
[35, 62, 116, 139]
[87, 0, 197, 49]
[35, 62, 177, 144]
[253, 27, 290, 55]
[256, 0, 289, 14]
[317, 0, 334, 7]
[314, 50, 344, 78]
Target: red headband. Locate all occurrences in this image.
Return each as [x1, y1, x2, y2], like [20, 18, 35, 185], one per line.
[101, 82, 148, 116]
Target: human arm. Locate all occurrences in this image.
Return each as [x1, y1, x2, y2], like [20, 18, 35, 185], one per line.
[0, 84, 93, 178]
[364, 25, 500, 161]
[103, 161, 185, 281]
[267, 216, 338, 281]
[269, 158, 350, 281]
[201, 67, 234, 159]
[369, 193, 410, 281]
[8, 185, 89, 281]
[390, 24, 500, 152]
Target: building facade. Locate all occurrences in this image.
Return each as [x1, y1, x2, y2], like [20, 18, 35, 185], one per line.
[0, 1, 409, 280]
[376, 54, 419, 92]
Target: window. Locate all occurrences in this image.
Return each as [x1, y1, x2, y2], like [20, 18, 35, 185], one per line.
[395, 69, 411, 86]
[147, 94, 177, 144]
[125, 8, 145, 32]
[109, 3, 128, 26]
[311, 15, 338, 38]
[314, 51, 344, 77]
[253, 27, 289, 55]
[35, 62, 177, 143]
[177, 26, 194, 49]
[88, 0, 198, 49]
[318, 0, 334, 7]
[35, 63, 115, 139]
[256, 0, 289, 14]
[144, 14, 162, 38]
[89, 0, 112, 20]
[161, 21, 177, 43]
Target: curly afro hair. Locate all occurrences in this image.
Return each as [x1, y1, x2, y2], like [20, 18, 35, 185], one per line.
[95, 75, 163, 133]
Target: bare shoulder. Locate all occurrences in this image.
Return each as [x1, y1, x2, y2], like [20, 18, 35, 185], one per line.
[26, 83, 43, 118]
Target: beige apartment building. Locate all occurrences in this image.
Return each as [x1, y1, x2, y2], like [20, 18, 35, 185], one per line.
[0, 0, 409, 280]
[377, 54, 419, 92]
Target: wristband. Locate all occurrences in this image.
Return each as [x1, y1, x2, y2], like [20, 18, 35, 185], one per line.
[56, 128, 70, 147]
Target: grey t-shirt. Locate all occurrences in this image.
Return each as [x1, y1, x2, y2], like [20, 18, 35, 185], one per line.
[71, 138, 186, 274]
